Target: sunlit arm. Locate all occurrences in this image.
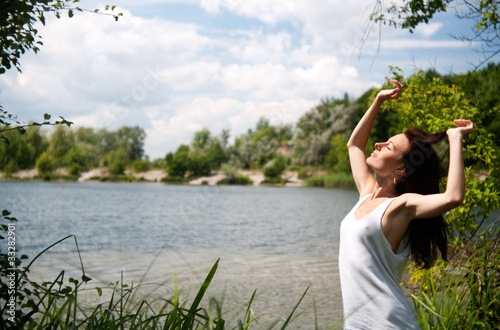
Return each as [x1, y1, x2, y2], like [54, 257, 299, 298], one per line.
[402, 120, 473, 219]
[347, 80, 403, 196]
[347, 95, 383, 194]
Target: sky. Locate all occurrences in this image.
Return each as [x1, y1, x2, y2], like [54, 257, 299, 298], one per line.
[0, 0, 493, 159]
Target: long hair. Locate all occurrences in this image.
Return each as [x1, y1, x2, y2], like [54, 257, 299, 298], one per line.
[396, 127, 449, 269]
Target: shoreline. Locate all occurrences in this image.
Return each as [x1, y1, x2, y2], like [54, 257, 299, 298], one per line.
[0, 168, 305, 187]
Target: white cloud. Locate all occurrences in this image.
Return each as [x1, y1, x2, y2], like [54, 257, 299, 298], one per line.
[144, 97, 316, 157]
[1, 1, 479, 160]
[415, 22, 443, 38]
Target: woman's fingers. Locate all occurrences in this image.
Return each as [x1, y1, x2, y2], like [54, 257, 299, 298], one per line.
[454, 119, 473, 127]
[452, 119, 474, 136]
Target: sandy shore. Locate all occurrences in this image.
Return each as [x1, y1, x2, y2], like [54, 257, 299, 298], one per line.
[3, 168, 305, 187]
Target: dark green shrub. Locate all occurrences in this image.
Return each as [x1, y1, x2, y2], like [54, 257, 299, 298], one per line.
[263, 155, 286, 178]
[109, 160, 125, 175]
[132, 159, 150, 172]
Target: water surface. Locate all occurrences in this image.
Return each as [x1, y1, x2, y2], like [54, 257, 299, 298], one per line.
[0, 181, 359, 328]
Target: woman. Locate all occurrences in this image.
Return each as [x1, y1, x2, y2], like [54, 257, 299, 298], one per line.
[338, 80, 473, 329]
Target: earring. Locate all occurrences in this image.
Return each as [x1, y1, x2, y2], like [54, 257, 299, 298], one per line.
[393, 177, 396, 185]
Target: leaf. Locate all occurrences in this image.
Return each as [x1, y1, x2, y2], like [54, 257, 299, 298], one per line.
[96, 287, 102, 297]
[43, 113, 51, 120]
[2, 210, 11, 216]
[1, 135, 10, 145]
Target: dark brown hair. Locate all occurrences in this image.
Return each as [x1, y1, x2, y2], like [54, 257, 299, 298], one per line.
[396, 127, 449, 269]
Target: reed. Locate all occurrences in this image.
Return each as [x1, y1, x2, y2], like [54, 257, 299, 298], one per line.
[0, 213, 311, 329]
[410, 225, 500, 329]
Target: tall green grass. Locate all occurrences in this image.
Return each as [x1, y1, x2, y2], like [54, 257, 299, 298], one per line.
[410, 224, 500, 329]
[1, 214, 311, 329]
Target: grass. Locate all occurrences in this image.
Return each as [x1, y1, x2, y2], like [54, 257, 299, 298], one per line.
[260, 177, 286, 185]
[409, 222, 500, 329]
[0, 212, 312, 329]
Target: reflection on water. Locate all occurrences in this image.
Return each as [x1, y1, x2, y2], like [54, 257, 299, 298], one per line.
[0, 181, 359, 328]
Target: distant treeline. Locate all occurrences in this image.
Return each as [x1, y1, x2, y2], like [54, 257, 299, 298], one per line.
[1, 63, 499, 179]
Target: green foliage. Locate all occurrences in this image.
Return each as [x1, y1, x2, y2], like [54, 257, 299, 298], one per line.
[188, 152, 212, 177]
[263, 155, 287, 178]
[370, 0, 449, 33]
[35, 152, 55, 175]
[260, 177, 286, 185]
[384, 68, 500, 239]
[443, 62, 500, 146]
[410, 227, 500, 329]
[370, 1, 499, 67]
[218, 164, 253, 185]
[167, 145, 190, 178]
[304, 173, 355, 188]
[324, 134, 350, 173]
[132, 159, 151, 172]
[109, 160, 126, 175]
[293, 96, 358, 166]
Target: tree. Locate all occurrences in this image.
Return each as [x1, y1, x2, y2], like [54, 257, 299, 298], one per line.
[0, 0, 122, 74]
[324, 134, 351, 173]
[370, 0, 500, 68]
[48, 125, 72, 162]
[292, 98, 357, 166]
[35, 151, 55, 175]
[167, 145, 190, 177]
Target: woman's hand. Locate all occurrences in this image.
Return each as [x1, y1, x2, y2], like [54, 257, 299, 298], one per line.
[447, 119, 474, 139]
[376, 79, 404, 102]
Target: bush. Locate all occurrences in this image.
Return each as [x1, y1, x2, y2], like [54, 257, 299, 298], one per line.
[304, 176, 324, 187]
[109, 160, 125, 175]
[167, 149, 189, 178]
[263, 155, 286, 178]
[68, 164, 81, 177]
[323, 173, 355, 188]
[217, 174, 253, 185]
[35, 152, 55, 175]
[132, 159, 150, 173]
[304, 173, 355, 188]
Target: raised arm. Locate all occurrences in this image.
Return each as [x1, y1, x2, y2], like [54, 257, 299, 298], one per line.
[347, 80, 404, 196]
[400, 120, 474, 219]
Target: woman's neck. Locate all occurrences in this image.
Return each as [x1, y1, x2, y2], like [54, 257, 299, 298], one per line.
[372, 175, 398, 198]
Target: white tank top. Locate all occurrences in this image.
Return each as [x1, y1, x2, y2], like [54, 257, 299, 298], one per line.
[338, 194, 420, 330]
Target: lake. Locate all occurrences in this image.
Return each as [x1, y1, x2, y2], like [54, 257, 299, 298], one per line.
[0, 181, 359, 328]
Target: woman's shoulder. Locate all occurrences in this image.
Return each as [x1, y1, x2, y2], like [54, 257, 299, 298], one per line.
[387, 193, 422, 220]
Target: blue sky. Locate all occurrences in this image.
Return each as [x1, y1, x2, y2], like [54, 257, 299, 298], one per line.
[0, 0, 494, 159]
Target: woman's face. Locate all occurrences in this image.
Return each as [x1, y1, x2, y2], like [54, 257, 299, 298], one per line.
[366, 133, 410, 177]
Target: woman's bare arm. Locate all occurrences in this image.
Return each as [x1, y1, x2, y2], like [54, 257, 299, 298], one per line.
[347, 80, 403, 196]
[398, 120, 473, 219]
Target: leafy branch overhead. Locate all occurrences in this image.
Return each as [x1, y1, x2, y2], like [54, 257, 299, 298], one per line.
[0, 106, 72, 145]
[370, 0, 500, 68]
[0, 0, 122, 74]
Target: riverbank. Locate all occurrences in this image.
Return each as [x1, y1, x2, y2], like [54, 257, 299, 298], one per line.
[0, 168, 306, 187]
